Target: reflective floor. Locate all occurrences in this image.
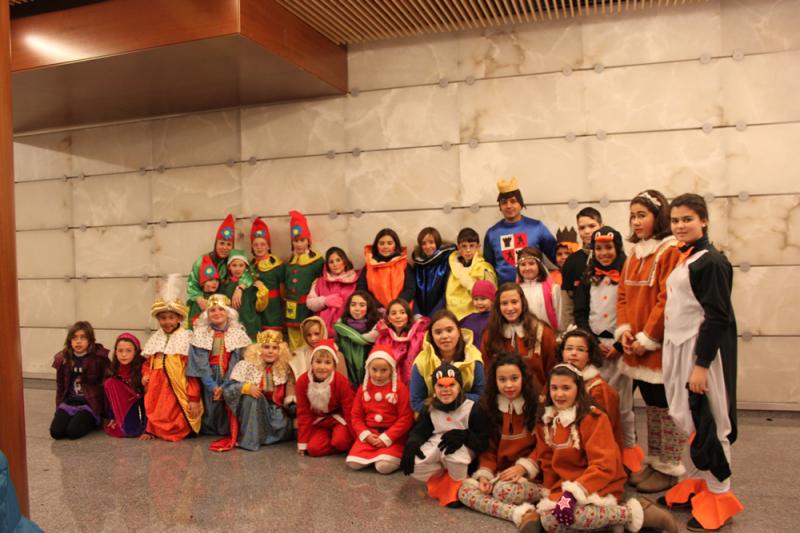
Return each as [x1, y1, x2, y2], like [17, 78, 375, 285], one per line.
[23, 387, 798, 532]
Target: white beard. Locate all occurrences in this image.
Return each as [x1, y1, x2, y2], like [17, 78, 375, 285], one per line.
[307, 373, 333, 413]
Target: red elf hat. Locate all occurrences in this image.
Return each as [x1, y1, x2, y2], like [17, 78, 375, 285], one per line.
[198, 255, 220, 284]
[216, 214, 236, 242]
[289, 210, 311, 242]
[250, 217, 271, 246]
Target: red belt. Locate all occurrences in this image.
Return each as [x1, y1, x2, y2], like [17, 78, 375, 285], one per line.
[268, 289, 280, 298]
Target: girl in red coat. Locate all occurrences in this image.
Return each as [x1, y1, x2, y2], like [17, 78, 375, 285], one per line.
[346, 345, 414, 474]
[295, 339, 355, 457]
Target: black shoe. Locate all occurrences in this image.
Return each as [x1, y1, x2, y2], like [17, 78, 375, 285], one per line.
[686, 517, 721, 532]
[657, 495, 692, 510]
[445, 500, 463, 508]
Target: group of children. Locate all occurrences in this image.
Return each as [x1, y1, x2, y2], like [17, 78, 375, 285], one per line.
[48, 179, 741, 533]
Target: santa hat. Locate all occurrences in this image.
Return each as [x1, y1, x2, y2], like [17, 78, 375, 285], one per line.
[227, 249, 249, 265]
[289, 210, 311, 242]
[310, 339, 338, 365]
[250, 217, 271, 246]
[363, 345, 398, 404]
[198, 255, 220, 284]
[471, 280, 496, 301]
[216, 214, 236, 243]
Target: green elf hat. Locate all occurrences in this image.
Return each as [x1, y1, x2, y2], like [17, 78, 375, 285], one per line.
[227, 249, 250, 265]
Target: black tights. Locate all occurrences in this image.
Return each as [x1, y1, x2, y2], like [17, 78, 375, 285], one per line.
[50, 409, 96, 440]
[633, 379, 668, 408]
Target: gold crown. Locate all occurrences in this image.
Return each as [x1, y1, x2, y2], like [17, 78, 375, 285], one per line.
[206, 294, 232, 308]
[151, 298, 189, 319]
[496, 176, 520, 194]
[257, 329, 284, 345]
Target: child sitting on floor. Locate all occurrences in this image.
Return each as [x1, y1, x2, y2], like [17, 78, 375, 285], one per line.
[104, 333, 147, 438]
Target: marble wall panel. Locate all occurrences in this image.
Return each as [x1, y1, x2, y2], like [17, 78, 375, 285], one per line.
[724, 124, 800, 196]
[721, 0, 800, 55]
[459, 73, 585, 142]
[732, 266, 799, 336]
[152, 165, 241, 222]
[76, 278, 155, 330]
[18, 279, 76, 328]
[345, 147, 460, 211]
[15, 180, 72, 230]
[725, 195, 800, 266]
[721, 50, 800, 126]
[241, 156, 346, 218]
[581, 1, 721, 67]
[20, 327, 66, 375]
[587, 129, 726, 200]
[737, 336, 800, 405]
[345, 85, 460, 151]
[458, 20, 582, 80]
[16, 229, 74, 278]
[459, 138, 590, 205]
[585, 60, 723, 133]
[74, 226, 156, 277]
[13, 131, 72, 182]
[71, 172, 151, 227]
[349, 33, 461, 91]
[151, 109, 240, 168]
[240, 98, 346, 160]
[70, 121, 152, 176]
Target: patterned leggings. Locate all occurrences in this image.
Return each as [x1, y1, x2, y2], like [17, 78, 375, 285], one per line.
[540, 503, 631, 532]
[458, 478, 544, 523]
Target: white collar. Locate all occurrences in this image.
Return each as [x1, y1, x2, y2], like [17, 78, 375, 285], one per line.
[502, 322, 526, 339]
[543, 405, 576, 427]
[632, 237, 661, 259]
[581, 365, 600, 380]
[497, 395, 525, 415]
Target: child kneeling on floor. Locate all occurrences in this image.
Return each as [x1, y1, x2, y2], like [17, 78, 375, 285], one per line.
[295, 340, 354, 456]
[346, 345, 414, 474]
[402, 363, 489, 506]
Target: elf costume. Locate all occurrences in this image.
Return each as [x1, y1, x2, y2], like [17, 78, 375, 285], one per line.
[186, 255, 220, 328]
[221, 249, 268, 340]
[284, 210, 324, 350]
[249, 217, 286, 332]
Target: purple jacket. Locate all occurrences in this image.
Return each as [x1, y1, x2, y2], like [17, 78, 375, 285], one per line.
[53, 343, 110, 419]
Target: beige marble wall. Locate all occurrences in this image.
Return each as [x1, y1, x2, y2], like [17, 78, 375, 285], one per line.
[13, 0, 800, 408]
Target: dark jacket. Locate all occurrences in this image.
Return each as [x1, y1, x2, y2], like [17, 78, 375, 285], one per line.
[53, 343, 110, 419]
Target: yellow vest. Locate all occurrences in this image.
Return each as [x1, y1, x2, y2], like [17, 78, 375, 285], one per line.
[413, 328, 483, 398]
[445, 252, 497, 320]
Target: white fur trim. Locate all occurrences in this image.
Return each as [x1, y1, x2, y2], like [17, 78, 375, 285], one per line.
[613, 324, 631, 343]
[515, 457, 539, 479]
[472, 467, 495, 481]
[311, 344, 339, 365]
[502, 322, 526, 340]
[375, 392, 383, 402]
[512, 503, 536, 527]
[358, 430, 372, 443]
[497, 395, 525, 415]
[562, 480, 619, 507]
[536, 498, 557, 513]
[378, 433, 392, 447]
[649, 459, 686, 477]
[626, 498, 644, 532]
[191, 322, 251, 351]
[142, 328, 191, 357]
[581, 365, 600, 380]
[634, 331, 661, 352]
[618, 360, 664, 384]
[283, 395, 296, 407]
[632, 238, 661, 260]
[306, 373, 333, 412]
[344, 454, 400, 466]
[298, 443, 308, 451]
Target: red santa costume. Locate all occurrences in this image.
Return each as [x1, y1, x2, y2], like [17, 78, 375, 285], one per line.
[346, 346, 414, 474]
[295, 340, 355, 456]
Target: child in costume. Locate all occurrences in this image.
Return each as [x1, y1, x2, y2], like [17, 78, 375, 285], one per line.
[346, 346, 414, 474]
[374, 298, 429, 384]
[410, 309, 485, 413]
[186, 255, 221, 328]
[457, 352, 544, 528]
[186, 214, 252, 318]
[561, 208, 603, 331]
[445, 227, 497, 321]
[525, 364, 677, 533]
[187, 294, 251, 447]
[103, 333, 146, 438]
[222, 250, 268, 339]
[289, 316, 347, 380]
[550, 227, 580, 288]
[295, 340, 355, 456]
[141, 277, 203, 441]
[249, 217, 285, 333]
[413, 227, 456, 317]
[481, 283, 556, 390]
[307, 246, 360, 340]
[616, 190, 684, 494]
[284, 210, 324, 350]
[458, 279, 495, 347]
[557, 328, 623, 453]
[50, 321, 109, 440]
[222, 330, 295, 451]
[574, 226, 641, 472]
[357, 228, 415, 310]
[402, 363, 490, 506]
[483, 177, 557, 284]
[334, 290, 380, 387]
[661, 194, 743, 532]
[517, 247, 561, 331]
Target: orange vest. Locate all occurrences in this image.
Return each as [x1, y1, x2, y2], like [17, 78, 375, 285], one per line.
[364, 245, 408, 308]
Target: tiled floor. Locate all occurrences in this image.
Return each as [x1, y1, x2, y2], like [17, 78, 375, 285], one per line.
[22, 387, 798, 532]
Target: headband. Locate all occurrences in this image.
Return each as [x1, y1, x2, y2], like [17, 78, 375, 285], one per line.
[635, 191, 662, 209]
